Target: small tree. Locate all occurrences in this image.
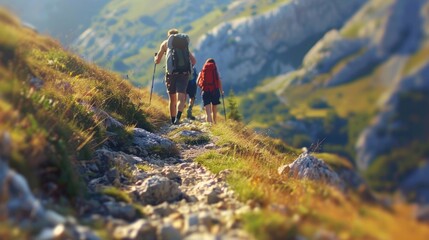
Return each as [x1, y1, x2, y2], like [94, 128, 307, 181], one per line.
[227, 90, 242, 122]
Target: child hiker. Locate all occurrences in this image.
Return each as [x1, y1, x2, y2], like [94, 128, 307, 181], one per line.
[197, 58, 224, 124]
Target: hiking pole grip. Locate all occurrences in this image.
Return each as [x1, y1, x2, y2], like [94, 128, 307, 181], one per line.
[149, 52, 158, 106]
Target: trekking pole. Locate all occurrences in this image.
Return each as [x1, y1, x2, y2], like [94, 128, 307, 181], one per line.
[149, 52, 157, 106]
[221, 90, 226, 121]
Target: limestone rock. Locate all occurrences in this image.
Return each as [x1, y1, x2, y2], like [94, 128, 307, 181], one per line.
[132, 128, 177, 156]
[157, 224, 181, 240]
[104, 202, 138, 221]
[278, 153, 343, 188]
[135, 176, 183, 205]
[195, 0, 366, 90]
[113, 219, 156, 240]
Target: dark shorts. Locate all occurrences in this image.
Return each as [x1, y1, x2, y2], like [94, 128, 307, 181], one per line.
[165, 73, 189, 94]
[202, 90, 221, 106]
[187, 80, 197, 99]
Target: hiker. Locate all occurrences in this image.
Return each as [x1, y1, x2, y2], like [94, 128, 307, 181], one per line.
[154, 28, 196, 124]
[186, 66, 198, 120]
[197, 58, 224, 124]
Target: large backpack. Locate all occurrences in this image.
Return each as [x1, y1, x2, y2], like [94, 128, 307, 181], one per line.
[166, 33, 191, 74]
[198, 62, 220, 92]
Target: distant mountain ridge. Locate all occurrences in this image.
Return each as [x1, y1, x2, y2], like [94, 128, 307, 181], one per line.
[73, 0, 233, 85]
[0, 0, 108, 44]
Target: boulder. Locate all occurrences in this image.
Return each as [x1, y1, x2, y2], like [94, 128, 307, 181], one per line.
[113, 219, 156, 240]
[278, 153, 343, 188]
[205, 187, 223, 205]
[161, 168, 182, 184]
[135, 176, 182, 205]
[132, 128, 177, 157]
[0, 159, 45, 224]
[104, 202, 138, 221]
[157, 224, 181, 240]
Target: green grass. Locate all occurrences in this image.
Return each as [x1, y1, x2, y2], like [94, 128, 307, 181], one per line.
[403, 43, 429, 76]
[341, 22, 365, 38]
[136, 163, 154, 172]
[172, 132, 211, 145]
[283, 68, 384, 119]
[243, 211, 297, 240]
[101, 186, 132, 203]
[194, 121, 429, 239]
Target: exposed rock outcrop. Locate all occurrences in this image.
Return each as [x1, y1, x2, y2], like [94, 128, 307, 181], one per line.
[323, 0, 426, 87]
[278, 152, 343, 189]
[0, 157, 99, 239]
[195, 0, 367, 91]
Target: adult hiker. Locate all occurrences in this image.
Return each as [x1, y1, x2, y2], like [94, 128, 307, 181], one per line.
[186, 66, 198, 120]
[197, 58, 224, 124]
[154, 28, 196, 124]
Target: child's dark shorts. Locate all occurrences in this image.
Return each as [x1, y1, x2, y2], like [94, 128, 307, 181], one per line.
[202, 90, 220, 106]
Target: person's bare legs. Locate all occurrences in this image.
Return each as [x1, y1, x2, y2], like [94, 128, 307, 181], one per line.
[169, 93, 177, 123]
[212, 105, 217, 124]
[205, 104, 213, 123]
[172, 92, 187, 124]
[177, 92, 187, 112]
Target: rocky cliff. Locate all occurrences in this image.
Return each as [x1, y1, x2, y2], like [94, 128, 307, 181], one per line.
[194, 0, 367, 91]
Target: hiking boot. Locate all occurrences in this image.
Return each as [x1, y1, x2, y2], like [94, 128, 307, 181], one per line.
[187, 108, 196, 120]
[174, 112, 182, 125]
[173, 118, 181, 125]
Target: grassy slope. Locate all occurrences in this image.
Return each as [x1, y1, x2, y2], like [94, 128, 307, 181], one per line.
[194, 121, 429, 240]
[2, 7, 429, 240]
[281, 64, 385, 120]
[0, 8, 168, 199]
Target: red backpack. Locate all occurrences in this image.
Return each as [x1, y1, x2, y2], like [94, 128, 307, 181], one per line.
[198, 62, 220, 92]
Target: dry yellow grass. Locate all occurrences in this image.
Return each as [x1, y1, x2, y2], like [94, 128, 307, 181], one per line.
[0, 8, 169, 199]
[195, 121, 429, 239]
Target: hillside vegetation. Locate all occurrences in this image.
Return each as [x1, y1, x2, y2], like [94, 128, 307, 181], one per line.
[1, 7, 429, 240]
[0, 8, 168, 198]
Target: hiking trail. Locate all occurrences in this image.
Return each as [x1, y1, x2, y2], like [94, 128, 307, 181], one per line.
[75, 116, 254, 239]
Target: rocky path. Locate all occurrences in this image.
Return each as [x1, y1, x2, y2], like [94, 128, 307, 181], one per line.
[1, 114, 254, 239]
[77, 119, 253, 239]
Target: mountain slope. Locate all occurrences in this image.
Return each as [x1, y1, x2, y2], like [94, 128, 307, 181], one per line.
[0, 6, 167, 199]
[73, 0, 364, 90]
[2, 9, 429, 239]
[73, 0, 232, 85]
[194, 0, 367, 91]
[248, 0, 429, 199]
